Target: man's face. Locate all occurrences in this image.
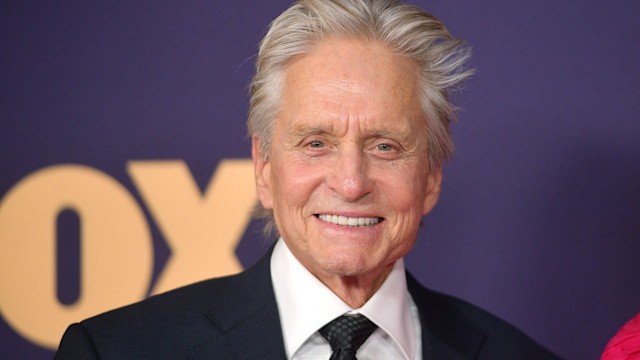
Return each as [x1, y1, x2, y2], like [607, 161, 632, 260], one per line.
[253, 37, 441, 282]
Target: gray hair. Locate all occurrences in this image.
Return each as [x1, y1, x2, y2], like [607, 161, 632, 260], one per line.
[247, 0, 473, 237]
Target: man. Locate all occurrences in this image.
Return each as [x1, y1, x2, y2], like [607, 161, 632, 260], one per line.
[55, 0, 560, 359]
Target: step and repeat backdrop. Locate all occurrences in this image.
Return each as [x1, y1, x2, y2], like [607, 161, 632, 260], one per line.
[1, 1, 639, 359]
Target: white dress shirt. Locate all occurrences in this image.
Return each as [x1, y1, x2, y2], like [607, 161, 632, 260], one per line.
[270, 239, 422, 360]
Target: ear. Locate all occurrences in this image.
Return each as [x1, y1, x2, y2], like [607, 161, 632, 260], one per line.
[252, 135, 274, 209]
[422, 168, 442, 215]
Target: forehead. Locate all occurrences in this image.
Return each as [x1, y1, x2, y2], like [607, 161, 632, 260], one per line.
[278, 37, 424, 133]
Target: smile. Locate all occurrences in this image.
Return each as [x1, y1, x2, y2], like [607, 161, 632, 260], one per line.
[316, 214, 381, 227]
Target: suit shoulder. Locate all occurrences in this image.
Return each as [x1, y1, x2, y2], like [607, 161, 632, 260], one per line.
[84, 273, 238, 326]
[84, 252, 273, 329]
[56, 253, 276, 359]
[407, 274, 562, 359]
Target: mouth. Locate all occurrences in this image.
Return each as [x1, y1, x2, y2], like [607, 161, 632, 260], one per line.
[315, 214, 383, 227]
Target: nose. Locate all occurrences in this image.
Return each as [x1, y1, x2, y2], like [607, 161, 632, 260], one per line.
[326, 146, 372, 202]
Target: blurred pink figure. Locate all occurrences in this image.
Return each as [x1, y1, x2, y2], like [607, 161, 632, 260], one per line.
[602, 313, 640, 360]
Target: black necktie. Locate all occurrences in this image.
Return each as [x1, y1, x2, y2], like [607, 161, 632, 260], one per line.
[319, 314, 378, 360]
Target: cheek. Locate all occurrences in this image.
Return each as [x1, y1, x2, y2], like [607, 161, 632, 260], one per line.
[271, 157, 326, 209]
[380, 168, 427, 211]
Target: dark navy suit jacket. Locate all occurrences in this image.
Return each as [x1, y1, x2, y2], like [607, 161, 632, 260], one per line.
[55, 251, 560, 359]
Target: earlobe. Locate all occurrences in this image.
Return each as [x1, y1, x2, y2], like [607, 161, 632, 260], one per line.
[422, 168, 442, 215]
[252, 136, 274, 209]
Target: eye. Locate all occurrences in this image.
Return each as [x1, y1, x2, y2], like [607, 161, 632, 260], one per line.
[377, 143, 393, 151]
[308, 140, 324, 148]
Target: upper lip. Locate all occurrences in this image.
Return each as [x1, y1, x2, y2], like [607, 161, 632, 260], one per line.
[314, 213, 384, 220]
[314, 212, 382, 218]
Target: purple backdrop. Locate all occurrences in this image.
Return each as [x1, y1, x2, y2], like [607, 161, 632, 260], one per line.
[2, 1, 639, 359]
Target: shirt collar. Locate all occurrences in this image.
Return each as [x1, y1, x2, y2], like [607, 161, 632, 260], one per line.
[270, 238, 416, 360]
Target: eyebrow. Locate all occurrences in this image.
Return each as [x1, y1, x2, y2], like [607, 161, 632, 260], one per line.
[291, 125, 334, 138]
[368, 129, 400, 138]
[368, 128, 414, 143]
[289, 123, 415, 141]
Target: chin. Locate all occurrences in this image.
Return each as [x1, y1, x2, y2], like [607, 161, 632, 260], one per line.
[320, 253, 379, 277]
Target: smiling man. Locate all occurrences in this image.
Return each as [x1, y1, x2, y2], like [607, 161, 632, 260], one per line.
[55, 1, 560, 359]
[255, 37, 438, 309]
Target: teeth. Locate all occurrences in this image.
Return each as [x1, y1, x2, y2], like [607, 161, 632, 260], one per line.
[318, 214, 380, 227]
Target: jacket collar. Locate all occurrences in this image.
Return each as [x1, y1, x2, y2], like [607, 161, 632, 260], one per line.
[191, 248, 287, 359]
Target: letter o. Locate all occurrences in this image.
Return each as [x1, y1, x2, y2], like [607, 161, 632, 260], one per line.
[0, 165, 153, 349]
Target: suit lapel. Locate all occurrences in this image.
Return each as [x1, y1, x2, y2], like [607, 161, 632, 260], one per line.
[189, 249, 287, 360]
[407, 272, 485, 359]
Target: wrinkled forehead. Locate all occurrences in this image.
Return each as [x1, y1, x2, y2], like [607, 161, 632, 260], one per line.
[284, 37, 419, 97]
[277, 37, 424, 133]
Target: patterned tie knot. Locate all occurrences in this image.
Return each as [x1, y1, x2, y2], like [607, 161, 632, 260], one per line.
[319, 314, 378, 360]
